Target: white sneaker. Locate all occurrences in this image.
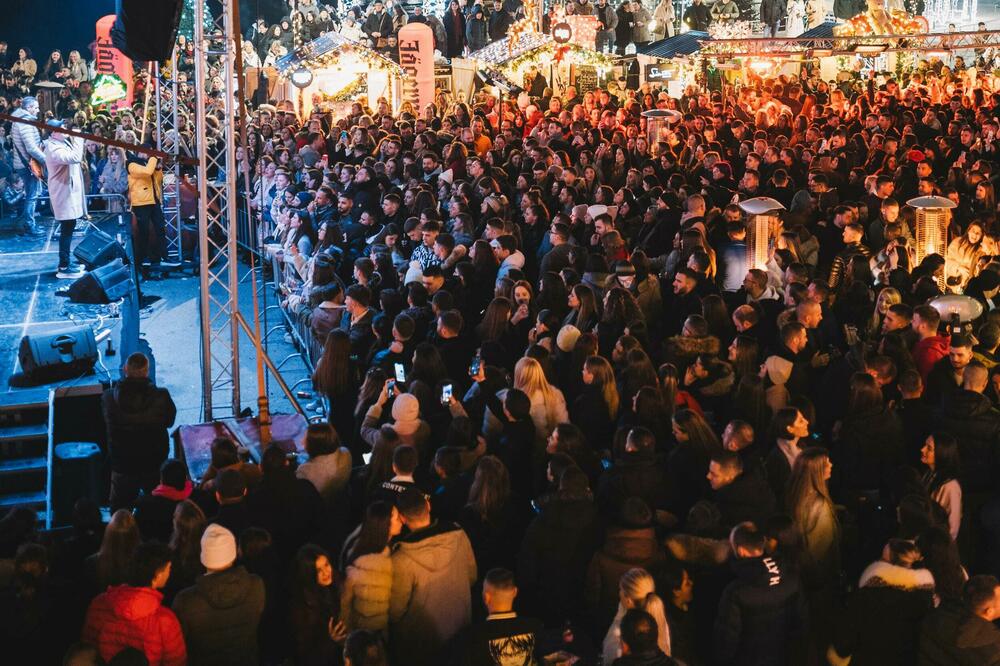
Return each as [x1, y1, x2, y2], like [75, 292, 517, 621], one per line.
[55, 266, 85, 279]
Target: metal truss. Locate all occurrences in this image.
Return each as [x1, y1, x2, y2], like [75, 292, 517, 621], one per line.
[155, 51, 183, 262]
[699, 28, 1000, 58]
[194, 0, 241, 420]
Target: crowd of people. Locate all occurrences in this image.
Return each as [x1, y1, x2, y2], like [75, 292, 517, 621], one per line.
[6, 3, 1000, 666]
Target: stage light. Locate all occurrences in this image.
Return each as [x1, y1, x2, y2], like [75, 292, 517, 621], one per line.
[854, 43, 888, 55]
[290, 66, 314, 89]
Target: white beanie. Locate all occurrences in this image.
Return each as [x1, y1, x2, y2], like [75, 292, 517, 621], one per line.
[200, 523, 237, 570]
[556, 325, 582, 353]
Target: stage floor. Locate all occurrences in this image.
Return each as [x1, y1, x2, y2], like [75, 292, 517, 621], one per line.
[0, 215, 306, 430]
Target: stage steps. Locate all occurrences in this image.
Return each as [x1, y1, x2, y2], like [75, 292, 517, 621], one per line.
[0, 389, 52, 525]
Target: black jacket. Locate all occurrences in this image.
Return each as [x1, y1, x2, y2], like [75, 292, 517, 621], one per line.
[714, 554, 808, 665]
[172, 566, 267, 666]
[454, 612, 544, 666]
[598, 451, 671, 518]
[517, 496, 600, 626]
[933, 389, 1000, 493]
[919, 600, 1000, 665]
[711, 472, 777, 530]
[613, 651, 678, 665]
[833, 405, 904, 494]
[102, 377, 177, 476]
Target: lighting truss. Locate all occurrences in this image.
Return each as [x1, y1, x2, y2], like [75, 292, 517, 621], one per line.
[154, 50, 183, 263]
[194, 0, 241, 419]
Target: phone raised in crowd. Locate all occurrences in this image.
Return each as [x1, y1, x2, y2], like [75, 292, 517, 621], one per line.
[441, 383, 453, 405]
[362, 452, 373, 465]
[394, 363, 406, 383]
[469, 354, 481, 377]
[387, 379, 396, 395]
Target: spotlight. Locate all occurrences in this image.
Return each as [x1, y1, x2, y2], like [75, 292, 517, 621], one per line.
[290, 66, 313, 89]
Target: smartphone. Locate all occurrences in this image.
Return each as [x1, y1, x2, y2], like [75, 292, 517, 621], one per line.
[601, 459, 612, 471]
[362, 452, 373, 465]
[387, 379, 396, 395]
[394, 362, 406, 383]
[441, 383, 453, 405]
[469, 353, 481, 377]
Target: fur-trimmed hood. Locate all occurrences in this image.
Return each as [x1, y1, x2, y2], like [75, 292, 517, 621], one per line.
[695, 360, 736, 397]
[859, 560, 935, 592]
[664, 334, 721, 359]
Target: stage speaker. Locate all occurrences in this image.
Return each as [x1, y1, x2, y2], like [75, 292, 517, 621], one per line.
[67, 259, 133, 304]
[18, 327, 98, 383]
[73, 228, 124, 270]
[112, 0, 185, 62]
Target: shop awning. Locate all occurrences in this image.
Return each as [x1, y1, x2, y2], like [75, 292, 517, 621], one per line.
[638, 31, 709, 59]
[796, 21, 839, 38]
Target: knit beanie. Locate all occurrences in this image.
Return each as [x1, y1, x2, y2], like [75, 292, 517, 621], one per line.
[200, 523, 237, 569]
[391, 393, 421, 435]
[556, 325, 582, 353]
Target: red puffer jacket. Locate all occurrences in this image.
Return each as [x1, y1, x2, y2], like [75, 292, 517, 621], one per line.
[82, 585, 187, 666]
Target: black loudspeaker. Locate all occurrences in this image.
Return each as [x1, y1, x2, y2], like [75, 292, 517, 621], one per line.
[112, 0, 184, 62]
[74, 229, 124, 270]
[18, 327, 98, 383]
[67, 259, 133, 304]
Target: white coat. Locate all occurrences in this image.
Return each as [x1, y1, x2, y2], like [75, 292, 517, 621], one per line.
[44, 135, 86, 221]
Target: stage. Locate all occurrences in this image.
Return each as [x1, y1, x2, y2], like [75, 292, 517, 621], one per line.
[0, 212, 307, 416]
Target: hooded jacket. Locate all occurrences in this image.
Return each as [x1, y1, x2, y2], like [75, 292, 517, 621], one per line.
[913, 335, 950, 383]
[172, 566, 266, 665]
[497, 249, 526, 281]
[82, 585, 186, 666]
[714, 554, 807, 665]
[832, 561, 934, 665]
[102, 377, 178, 477]
[662, 334, 721, 373]
[389, 521, 478, 664]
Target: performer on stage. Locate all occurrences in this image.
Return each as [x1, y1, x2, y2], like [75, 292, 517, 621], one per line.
[10, 96, 46, 237]
[43, 119, 85, 279]
[127, 152, 179, 277]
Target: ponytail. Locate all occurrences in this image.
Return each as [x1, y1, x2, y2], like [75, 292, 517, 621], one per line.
[640, 591, 671, 657]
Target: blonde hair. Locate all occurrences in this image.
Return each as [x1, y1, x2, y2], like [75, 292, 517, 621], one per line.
[619, 568, 670, 657]
[585, 355, 620, 419]
[514, 357, 559, 424]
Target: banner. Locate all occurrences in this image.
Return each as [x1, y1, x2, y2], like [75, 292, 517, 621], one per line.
[397, 23, 434, 115]
[95, 15, 134, 109]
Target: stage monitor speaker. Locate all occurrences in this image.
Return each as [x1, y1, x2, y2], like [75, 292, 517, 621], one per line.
[18, 326, 98, 383]
[112, 0, 184, 62]
[73, 228, 124, 270]
[67, 259, 133, 304]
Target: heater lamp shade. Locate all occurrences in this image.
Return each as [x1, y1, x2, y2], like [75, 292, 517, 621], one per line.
[907, 196, 957, 210]
[738, 197, 786, 215]
[928, 294, 984, 323]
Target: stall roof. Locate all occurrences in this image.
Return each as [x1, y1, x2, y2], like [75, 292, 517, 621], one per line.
[468, 32, 555, 65]
[638, 31, 709, 59]
[797, 21, 839, 38]
[275, 31, 404, 76]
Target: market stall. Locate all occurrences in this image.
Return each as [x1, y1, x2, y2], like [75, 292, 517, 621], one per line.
[454, 30, 615, 103]
[636, 31, 709, 94]
[275, 32, 406, 117]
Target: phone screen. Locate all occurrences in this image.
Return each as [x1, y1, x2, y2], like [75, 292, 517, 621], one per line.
[363, 452, 373, 465]
[441, 384, 453, 404]
[387, 379, 396, 395]
[469, 355, 481, 376]
[394, 363, 406, 382]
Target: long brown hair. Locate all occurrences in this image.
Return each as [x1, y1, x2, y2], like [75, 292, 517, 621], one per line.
[786, 447, 837, 538]
[466, 455, 511, 521]
[96, 510, 140, 588]
[477, 297, 514, 342]
[313, 329, 352, 397]
[169, 500, 206, 576]
[585, 355, 620, 419]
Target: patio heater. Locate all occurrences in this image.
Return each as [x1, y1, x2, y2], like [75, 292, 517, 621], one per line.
[908, 195, 955, 292]
[738, 197, 785, 270]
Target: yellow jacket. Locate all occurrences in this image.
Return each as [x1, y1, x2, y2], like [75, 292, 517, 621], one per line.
[127, 157, 163, 207]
